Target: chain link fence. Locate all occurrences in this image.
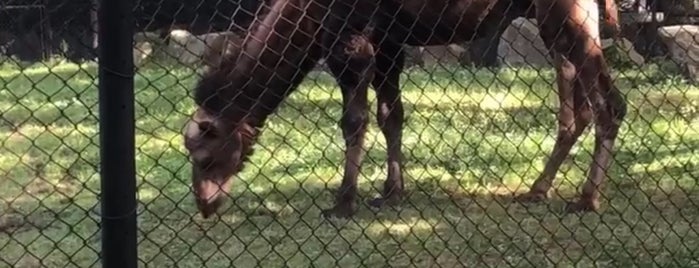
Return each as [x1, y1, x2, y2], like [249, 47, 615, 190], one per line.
[2, 0, 699, 267]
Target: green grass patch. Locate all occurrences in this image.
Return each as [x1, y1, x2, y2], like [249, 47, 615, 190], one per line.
[1, 60, 699, 267]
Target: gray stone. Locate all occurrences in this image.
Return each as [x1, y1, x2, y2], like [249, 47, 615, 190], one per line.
[657, 25, 699, 82]
[417, 44, 466, 68]
[601, 37, 646, 66]
[167, 30, 242, 66]
[133, 32, 161, 67]
[497, 17, 551, 67]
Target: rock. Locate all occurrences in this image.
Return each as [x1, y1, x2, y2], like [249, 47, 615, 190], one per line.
[417, 44, 466, 67]
[403, 46, 424, 67]
[133, 40, 153, 67]
[133, 32, 161, 67]
[167, 29, 205, 65]
[201, 32, 243, 69]
[602, 38, 646, 66]
[498, 17, 551, 67]
[657, 25, 699, 82]
[167, 30, 243, 67]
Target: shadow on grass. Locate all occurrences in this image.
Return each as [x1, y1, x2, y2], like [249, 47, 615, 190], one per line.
[5, 123, 695, 267]
[2, 138, 699, 266]
[130, 166, 699, 267]
[3, 63, 699, 266]
[4, 151, 699, 266]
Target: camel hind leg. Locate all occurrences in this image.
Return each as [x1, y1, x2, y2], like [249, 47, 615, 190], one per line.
[515, 52, 594, 203]
[517, 0, 626, 212]
[366, 39, 406, 209]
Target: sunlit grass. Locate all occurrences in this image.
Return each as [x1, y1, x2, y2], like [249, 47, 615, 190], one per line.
[1, 59, 699, 267]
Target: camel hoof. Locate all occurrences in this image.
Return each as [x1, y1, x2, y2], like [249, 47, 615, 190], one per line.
[321, 203, 357, 219]
[564, 199, 600, 213]
[366, 194, 402, 209]
[514, 191, 549, 204]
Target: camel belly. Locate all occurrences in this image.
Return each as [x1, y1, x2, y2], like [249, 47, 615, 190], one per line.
[376, 0, 531, 45]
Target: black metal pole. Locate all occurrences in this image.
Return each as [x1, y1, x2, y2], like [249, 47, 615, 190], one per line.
[97, 0, 137, 266]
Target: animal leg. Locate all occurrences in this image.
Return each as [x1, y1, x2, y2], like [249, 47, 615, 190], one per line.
[321, 32, 375, 219]
[563, 0, 626, 213]
[366, 40, 406, 209]
[566, 48, 626, 213]
[525, 0, 626, 212]
[515, 53, 592, 203]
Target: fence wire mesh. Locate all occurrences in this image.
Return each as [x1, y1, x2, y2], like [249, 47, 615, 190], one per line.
[1, 0, 699, 267]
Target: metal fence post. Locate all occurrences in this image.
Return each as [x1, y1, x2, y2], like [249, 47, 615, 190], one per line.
[97, 0, 137, 267]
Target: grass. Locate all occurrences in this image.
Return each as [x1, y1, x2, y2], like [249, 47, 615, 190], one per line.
[1, 58, 699, 267]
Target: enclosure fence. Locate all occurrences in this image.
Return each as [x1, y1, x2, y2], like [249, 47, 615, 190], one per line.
[2, 0, 699, 267]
